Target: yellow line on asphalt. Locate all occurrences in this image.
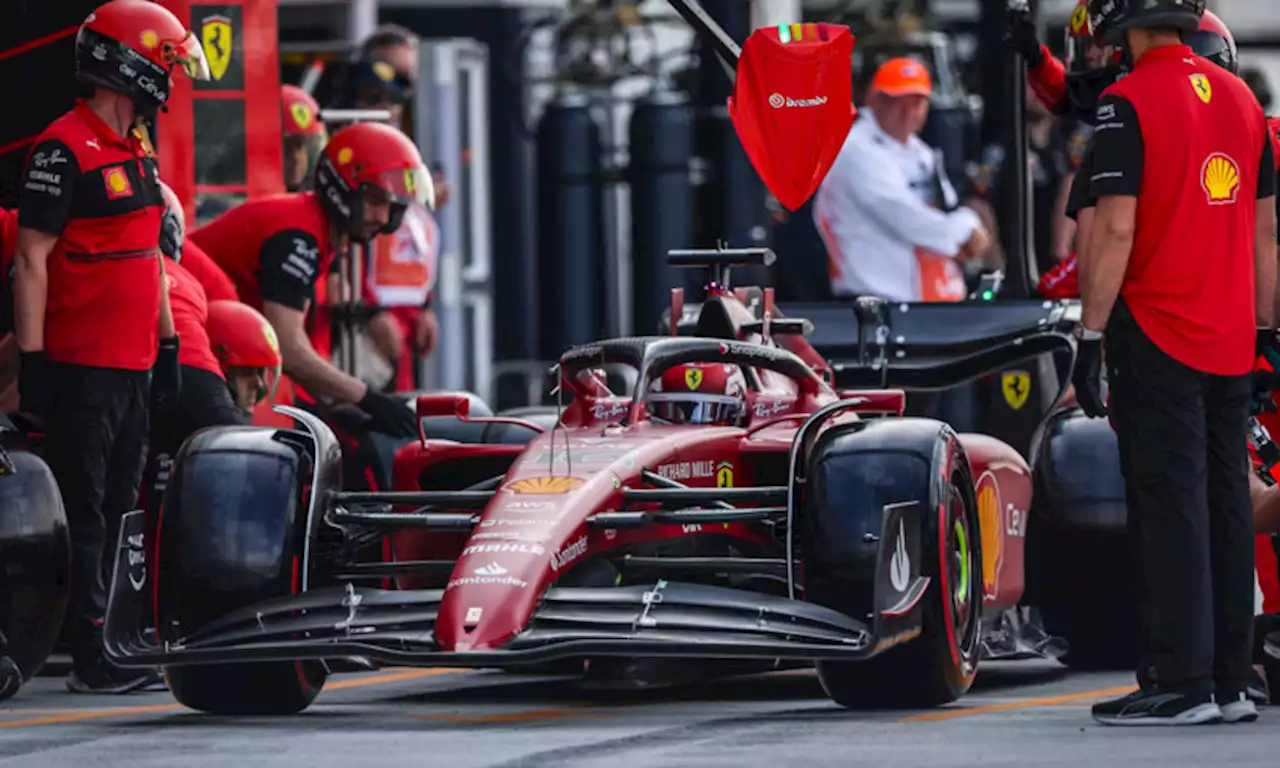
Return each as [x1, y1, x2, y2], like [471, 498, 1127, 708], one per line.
[895, 685, 1138, 723]
[414, 708, 608, 724]
[0, 667, 472, 729]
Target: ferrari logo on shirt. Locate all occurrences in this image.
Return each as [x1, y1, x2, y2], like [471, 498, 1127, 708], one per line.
[290, 103, 313, 131]
[1202, 152, 1241, 205]
[103, 166, 133, 200]
[1190, 73, 1212, 104]
[201, 15, 233, 81]
[684, 368, 703, 390]
[1001, 371, 1030, 410]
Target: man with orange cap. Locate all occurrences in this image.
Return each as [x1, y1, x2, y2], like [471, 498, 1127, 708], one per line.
[813, 57, 991, 304]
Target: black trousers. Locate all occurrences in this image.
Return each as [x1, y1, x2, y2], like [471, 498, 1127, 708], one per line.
[1106, 301, 1255, 697]
[143, 365, 248, 513]
[41, 364, 150, 662]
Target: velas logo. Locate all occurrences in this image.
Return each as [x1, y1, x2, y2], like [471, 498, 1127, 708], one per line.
[1202, 152, 1240, 205]
[768, 93, 829, 109]
[507, 476, 585, 495]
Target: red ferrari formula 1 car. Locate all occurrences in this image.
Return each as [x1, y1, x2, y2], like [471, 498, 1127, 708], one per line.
[102, 248, 1080, 715]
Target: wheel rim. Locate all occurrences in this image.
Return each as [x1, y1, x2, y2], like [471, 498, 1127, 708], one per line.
[948, 486, 978, 652]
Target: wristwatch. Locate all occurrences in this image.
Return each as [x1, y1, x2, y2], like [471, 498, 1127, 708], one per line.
[1075, 326, 1103, 342]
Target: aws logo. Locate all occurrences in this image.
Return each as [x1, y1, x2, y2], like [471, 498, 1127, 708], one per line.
[1202, 152, 1240, 205]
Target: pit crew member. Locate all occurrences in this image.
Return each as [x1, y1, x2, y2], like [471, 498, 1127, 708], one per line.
[14, 0, 209, 694]
[186, 121, 431, 438]
[646, 363, 748, 427]
[1074, 0, 1276, 726]
[1007, 0, 1125, 121]
[206, 300, 284, 419]
[814, 57, 990, 303]
[282, 84, 326, 193]
[142, 183, 251, 509]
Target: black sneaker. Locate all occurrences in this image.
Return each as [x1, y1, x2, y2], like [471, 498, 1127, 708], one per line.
[1247, 667, 1270, 706]
[66, 654, 162, 695]
[1091, 689, 1223, 726]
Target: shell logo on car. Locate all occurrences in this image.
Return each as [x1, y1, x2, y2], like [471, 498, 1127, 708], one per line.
[976, 473, 1003, 601]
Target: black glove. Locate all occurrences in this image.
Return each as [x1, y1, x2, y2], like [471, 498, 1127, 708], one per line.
[18, 351, 52, 418]
[152, 337, 181, 410]
[159, 208, 183, 262]
[1004, 12, 1044, 69]
[357, 389, 418, 439]
[1072, 328, 1107, 418]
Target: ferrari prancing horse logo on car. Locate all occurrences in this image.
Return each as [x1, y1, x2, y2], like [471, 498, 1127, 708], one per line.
[201, 15, 233, 82]
[685, 369, 703, 390]
[1001, 371, 1030, 410]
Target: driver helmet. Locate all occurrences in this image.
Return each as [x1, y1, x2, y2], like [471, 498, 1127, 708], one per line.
[647, 363, 747, 426]
[206, 300, 283, 414]
[281, 85, 327, 192]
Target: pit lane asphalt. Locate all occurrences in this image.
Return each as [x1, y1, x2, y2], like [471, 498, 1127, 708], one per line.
[0, 660, 1276, 766]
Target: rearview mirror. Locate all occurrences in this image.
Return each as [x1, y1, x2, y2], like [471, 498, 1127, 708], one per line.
[729, 23, 856, 211]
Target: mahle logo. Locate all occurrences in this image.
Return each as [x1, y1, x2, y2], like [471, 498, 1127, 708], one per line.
[768, 93, 828, 109]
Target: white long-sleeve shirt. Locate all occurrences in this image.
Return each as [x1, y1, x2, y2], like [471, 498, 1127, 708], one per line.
[813, 108, 979, 302]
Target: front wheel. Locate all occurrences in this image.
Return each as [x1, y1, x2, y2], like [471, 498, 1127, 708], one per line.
[166, 661, 327, 715]
[805, 422, 983, 709]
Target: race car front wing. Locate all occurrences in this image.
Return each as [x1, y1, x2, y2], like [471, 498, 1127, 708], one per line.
[103, 511, 876, 669]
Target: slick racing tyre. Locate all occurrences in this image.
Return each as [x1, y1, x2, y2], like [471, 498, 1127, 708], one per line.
[155, 426, 329, 714]
[165, 662, 326, 715]
[804, 420, 983, 708]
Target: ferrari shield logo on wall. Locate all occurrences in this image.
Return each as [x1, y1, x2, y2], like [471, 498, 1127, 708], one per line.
[201, 15, 233, 81]
[684, 368, 703, 390]
[1001, 371, 1030, 410]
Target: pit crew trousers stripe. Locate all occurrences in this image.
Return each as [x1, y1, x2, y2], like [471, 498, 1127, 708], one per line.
[1105, 301, 1255, 697]
[40, 364, 149, 662]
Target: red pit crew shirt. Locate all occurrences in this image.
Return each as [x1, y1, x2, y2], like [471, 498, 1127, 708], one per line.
[17, 102, 163, 370]
[1090, 45, 1275, 376]
[187, 192, 334, 315]
[164, 259, 222, 378]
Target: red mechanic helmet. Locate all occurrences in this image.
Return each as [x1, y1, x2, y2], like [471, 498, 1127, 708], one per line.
[1187, 10, 1238, 74]
[313, 121, 434, 240]
[282, 85, 325, 136]
[206, 300, 283, 409]
[75, 0, 210, 112]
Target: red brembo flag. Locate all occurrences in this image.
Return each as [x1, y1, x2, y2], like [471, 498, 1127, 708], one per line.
[729, 22, 856, 211]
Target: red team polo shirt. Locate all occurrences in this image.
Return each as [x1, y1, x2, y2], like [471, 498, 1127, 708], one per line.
[1091, 45, 1274, 375]
[17, 102, 163, 370]
[179, 239, 239, 303]
[165, 259, 222, 378]
[187, 192, 334, 315]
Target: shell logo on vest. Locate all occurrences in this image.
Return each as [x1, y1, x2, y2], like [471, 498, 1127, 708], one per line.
[1202, 152, 1240, 205]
